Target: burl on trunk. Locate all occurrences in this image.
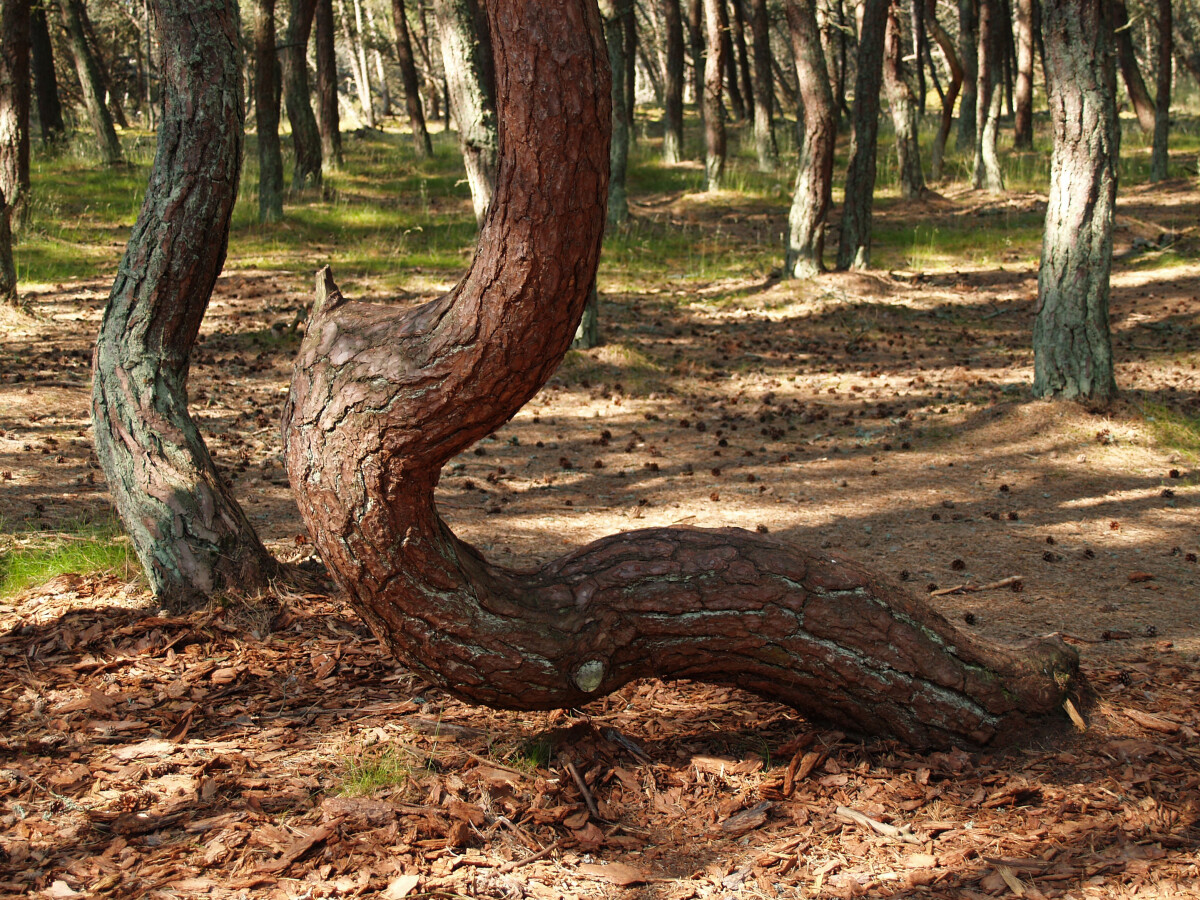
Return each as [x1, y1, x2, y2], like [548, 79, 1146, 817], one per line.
[284, 0, 1083, 750]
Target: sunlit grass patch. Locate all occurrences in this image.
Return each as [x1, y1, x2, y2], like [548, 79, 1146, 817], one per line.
[1143, 402, 1200, 462]
[337, 741, 420, 796]
[0, 520, 134, 599]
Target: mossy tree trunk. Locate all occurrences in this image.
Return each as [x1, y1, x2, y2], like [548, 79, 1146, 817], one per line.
[284, 0, 1083, 751]
[784, 0, 834, 278]
[662, 0, 685, 163]
[92, 0, 277, 604]
[1033, 0, 1117, 404]
[835, 0, 887, 270]
[283, 0, 323, 190]
[254, 0, 285, 224]
[392, 0, 433, 157]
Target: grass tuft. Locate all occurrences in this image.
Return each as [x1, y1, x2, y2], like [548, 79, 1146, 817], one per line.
[337, 742, 418, 796]
[0, 520, 134, 599]
[1143, 403, 1200, 462]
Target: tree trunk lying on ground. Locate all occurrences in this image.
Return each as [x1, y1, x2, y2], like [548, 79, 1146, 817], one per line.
[284, 0, 1084, 750]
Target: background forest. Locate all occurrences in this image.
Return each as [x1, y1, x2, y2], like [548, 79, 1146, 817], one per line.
[1, 0, 1199, 898]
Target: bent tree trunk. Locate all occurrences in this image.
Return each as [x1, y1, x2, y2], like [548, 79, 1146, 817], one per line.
[284, 0, 1082, 750]
[93, 0, 277, 603]
[784, 0, 835, 278]
[1111, 0, 1154, 133]
[1033, 0, 1117, 404]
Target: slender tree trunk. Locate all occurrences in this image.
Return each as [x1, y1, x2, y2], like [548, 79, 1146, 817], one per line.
[285, 0, 1083, 751]
[1013, 0, 1033, 148]
[315, 0, 343, 167]
[957, 0, 977, 151]
[687, 0, 705, 116]
[1111, 0, 1154, 133]
[604, 0, 629, 225]
[1033, 0, 1117, 404]
[836, 0, 887, 270]
[662, 0, 685, 162]
[412, 2, 443, 123]
[911, 0, 926, 110]
[730, 0, 754, 121]
[393, 0, 433, 156]
[60, 0, 122, 165]
[283, 0, 323, 189]
[703, 0, 727, 188]
[79, 2, 128, 129]
[717, 0, 745, 120]
[1149, 0, 1171, 181]
[364, 2, 391, 117]
[784, 0, 834, 278]
[972, 0, 1003, 191]
[255, 0, 284, 222]
[433, 0, 496, 224]
[622, 0, 636, 138]
[749, 0, 777, 171]
[93, 0, 276, 604]
[347, 0, 375, 126]
[883, 0, 924, 198]
[29, 3, 63, 144]
[926, 0, 961, 180]
[0, 0, 30, 231]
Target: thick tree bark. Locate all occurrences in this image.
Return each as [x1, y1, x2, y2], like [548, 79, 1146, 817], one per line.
[434, 0, 496, 225]
[255, 0, 285, 223]
[0, 0, 30, 231]
[956, 0, 977, 151]
[926, 0, 961, 180]
[972, 0, 1003, 191]
[1013, 0, 1033, 147]
[92, 0, 276, 604]
[284, 0, 1083, 751]
[315, 0, 344, 168]
[393, 0, 434, 157]
[1033, 0, 1117, 404]
[749, 0, 776, 171]
[836, 0, 887, 271]
[702, 0, 726, 189]
[60, 0, 122, 165]
[1149, 0, 1170, 182]
[883, 0, 924, 198]
[1111, 0, 1154, 133]
[662, 0, 686, 163]
[784, 0, 834, 278]
[29, 2, 63, 144]
[283, 0, 323, 189]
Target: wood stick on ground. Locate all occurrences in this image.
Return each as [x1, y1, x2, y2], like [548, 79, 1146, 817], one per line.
[834, 806, 923, 845]
[930, 575, 1023, 597]
[563, 757, 604, 822]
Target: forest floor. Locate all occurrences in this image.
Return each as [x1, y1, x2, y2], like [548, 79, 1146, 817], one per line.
[1, 126, 1199, 898]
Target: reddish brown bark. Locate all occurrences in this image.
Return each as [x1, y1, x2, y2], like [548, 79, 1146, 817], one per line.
[285, 0, 1083, 750]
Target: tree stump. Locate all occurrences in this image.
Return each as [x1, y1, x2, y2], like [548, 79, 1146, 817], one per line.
[284, 0, 1083, 749]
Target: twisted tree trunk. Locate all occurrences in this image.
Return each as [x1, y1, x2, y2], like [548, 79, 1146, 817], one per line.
[284, 0, 1082, 750]
[93, 0, 277, 603]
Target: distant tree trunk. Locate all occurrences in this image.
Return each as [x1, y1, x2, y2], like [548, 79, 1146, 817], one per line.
[255, 0, 284, 222]
[730, 0, 755, 122]
[717, 0, 745, 120]
[285, 0, 1084, 752]
[29, 3, 63, 144]
[1111, 0, 1154, 133]
[926, 0, 961, 179]
[749, 0, 777, 171]
[784, 0, 834, 278]
[826, 0, 849, 125]
[622, 0, 636, 137]
[1013, 0, 1033, 148]
[1033, 0, 1117, 404]
[1149, 0, 1170, 182]
[283, 0, 322, 189]
[911, 0, 926, 110]
[60, 0, 122, 165]
[79, 5, 128, 130]
[434, 0, 496, 224]
[346, 0, 375, 126]
[687, 0, 705, 115]
[836, 0, 887, 270]
[703, 0, 727, 188]
[883, 0, 924, 198]
[393, 0, 433, 156]
[957, 0, 977, 150]
[412, 3, 443, 124]
[0, 0, 30, 231]
[363, 3, 391, 117]
[603, 0, 629, 224]
[93, 0, 277, 604]
[972, 0, 1003, 191]
[662, 0, 685, 162]
[315, 0, 343, 167]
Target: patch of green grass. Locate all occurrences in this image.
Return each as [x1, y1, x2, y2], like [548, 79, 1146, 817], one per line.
[1144, 402, 1200, 462]
[0, 520, 134, 598]
[504, 735, 555, 773]
[337, 742, 418, 796]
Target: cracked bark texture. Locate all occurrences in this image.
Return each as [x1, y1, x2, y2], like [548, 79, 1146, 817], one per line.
[92, 0, 277, 602]
[784, 0, 834, 278]
[1033, 0, 1117, 404]
[284, 0, 1082, 750]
